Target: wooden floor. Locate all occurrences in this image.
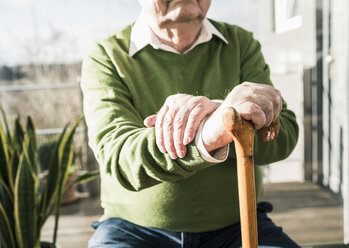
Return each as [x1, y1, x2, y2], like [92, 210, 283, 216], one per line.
[260, 182, 345, 247]
[41, 192, 103, 248]
[41, 182, 347, 247]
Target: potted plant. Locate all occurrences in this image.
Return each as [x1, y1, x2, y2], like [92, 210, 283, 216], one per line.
[0, 107, 99, 248]
[38, 139, 80, 205]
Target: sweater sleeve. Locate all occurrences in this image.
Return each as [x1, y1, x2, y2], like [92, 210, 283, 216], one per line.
[238, 30, 299, 165]
[81, 43, 215, 192]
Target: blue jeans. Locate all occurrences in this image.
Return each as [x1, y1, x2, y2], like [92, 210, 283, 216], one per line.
[88, 202, 300, 248]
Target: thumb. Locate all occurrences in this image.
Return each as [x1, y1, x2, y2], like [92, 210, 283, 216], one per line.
[144, 114, 157, 127]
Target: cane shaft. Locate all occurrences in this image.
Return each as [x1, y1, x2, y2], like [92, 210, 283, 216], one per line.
[222, 107, 279, 248]
[236, 155, 258, 248]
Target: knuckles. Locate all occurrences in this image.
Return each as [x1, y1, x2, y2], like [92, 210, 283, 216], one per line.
[230, 82, 282, 116]
[165, 94, 209, 108]
[249, 103, 262, 115]
[174, 116, 184, 127]
[163, 115, 174, 129]
[264, 100, 273, 114]
[156, 94, 220, 157]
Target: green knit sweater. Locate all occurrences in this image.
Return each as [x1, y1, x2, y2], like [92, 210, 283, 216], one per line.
[81, 20, 299, 232]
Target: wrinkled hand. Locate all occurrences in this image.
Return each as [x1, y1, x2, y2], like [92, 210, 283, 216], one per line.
[144, 94, 220, 159]
[202, 82, 282, 152]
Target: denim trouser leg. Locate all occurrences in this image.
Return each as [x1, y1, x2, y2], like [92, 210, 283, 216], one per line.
[88, 202, 300, 248]
[88, 218, 182, 248]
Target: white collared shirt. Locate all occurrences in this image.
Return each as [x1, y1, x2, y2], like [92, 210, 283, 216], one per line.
[129, 12, 229, 163]
[129, 11, 229, 57]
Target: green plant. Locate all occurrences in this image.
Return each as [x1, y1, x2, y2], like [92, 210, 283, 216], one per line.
[38, 138, 79, 175]
[0, 107, 99, 248]
[68, 163, 78, 175]
[38, 138, 59, 172]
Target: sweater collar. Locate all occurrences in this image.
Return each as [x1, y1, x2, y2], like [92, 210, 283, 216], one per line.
[129, 11, 228, 57]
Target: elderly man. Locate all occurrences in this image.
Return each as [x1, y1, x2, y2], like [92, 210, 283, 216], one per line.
[81, 0, 300, 247]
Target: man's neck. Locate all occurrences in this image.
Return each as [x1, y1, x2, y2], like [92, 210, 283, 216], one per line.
[149, 21, 203, 54]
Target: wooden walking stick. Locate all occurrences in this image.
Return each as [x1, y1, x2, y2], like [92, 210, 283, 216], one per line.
[222, 107, 280, 248]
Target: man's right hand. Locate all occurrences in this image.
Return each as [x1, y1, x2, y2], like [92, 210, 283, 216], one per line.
[144, 94, 220, 159]
[202, 82, 282, 153]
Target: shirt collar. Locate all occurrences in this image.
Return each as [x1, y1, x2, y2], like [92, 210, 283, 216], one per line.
[129, 11, 229, 57]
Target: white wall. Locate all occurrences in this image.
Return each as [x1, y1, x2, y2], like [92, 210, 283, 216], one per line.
[330, 0, 349, 243]
[258, 0, 349, 242]
[326, 0, 349, 194]
[258, 0, 317, 183]
[208, 0, 259, 34]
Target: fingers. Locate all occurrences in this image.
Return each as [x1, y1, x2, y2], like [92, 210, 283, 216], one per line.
[237, 102, 266, 130]
[249, 94, 273, 127]
[226, 82, 282, 129]
[163, 109, 178, 159]
[261, 85, 282, 121]
[154, 94, 220, 159]
[183, 104, 211, 145]
[155, 105, 168, 154]
[144, 114, 157, 127]
[173, 108, 189, 158]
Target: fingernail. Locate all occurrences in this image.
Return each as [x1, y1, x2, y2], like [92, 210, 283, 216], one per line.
[179, 150, 185, 158]
[170, 153, 178, 160]
[185, 137, 191, 145]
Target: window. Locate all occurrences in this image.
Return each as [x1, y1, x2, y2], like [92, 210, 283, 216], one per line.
[274, 0, 302, 33]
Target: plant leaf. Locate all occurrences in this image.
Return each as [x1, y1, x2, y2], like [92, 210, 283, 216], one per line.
[0, 104, 12, 146]
[0, 119, 13, 190]
[26, 116, 38, 175]
[14, 138, 38, 248]
[58, 116, 83, 182]
[0, 120, 15, 242]
[53, 116, 83, 244]
[63, 170, 99, 195]
[37, 125, 67, 231]
[0, 107, 16, 248]
[12, 116, 24, 153]
[0, 203, 17, 248]
[10, 150, 20, 185]
[0, 175, 14, 221]
[0, 177, 15, 241]
[11, 116, 25, 184]
[0, 177, 13, 203]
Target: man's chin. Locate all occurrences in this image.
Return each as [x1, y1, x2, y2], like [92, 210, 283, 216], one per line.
[163, 7, 205, 24]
